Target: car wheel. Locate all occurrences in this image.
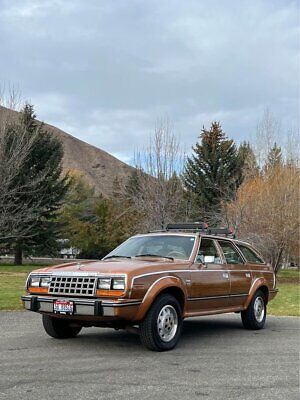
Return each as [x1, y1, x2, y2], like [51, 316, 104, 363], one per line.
[140, 294, 183, 351]
[241, 290, 266, 330]
[42, 314, 82, 339]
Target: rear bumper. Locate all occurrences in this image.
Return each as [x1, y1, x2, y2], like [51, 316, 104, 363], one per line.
[21, 295, 142, 319]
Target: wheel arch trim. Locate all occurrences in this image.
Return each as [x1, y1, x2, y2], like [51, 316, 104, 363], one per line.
[245, 278, 270, 308]
[135, 276, 187, 321]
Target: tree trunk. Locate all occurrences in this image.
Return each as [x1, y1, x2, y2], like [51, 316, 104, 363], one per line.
[14, 243, 23, 265]
[274, 244, 284, 275]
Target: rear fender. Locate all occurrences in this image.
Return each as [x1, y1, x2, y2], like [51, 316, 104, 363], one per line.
[244, 278, 269, 309]
[135, 276, 187, 321]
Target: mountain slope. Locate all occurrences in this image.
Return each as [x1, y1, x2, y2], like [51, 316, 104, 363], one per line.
[0, 106, 134, 196]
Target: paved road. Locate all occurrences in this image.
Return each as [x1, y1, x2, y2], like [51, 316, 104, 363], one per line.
[0, 312, 299, 400]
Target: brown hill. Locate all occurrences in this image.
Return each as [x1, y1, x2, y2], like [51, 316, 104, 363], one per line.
[0, 106, 134, 196]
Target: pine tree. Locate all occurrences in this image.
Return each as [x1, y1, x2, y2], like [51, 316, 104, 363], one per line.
[237, 141, 259, 182]
[183, 122, 241, 220]
[7, 104, 70, 264]
[264, 142, 283, 172]
[125, 169, 142, 200]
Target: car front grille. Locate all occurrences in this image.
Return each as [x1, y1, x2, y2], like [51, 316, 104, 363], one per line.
[48, 276, 97, 297]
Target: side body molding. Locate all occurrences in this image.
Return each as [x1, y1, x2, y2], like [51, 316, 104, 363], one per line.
[244, 277, 269, 309]
[134, 276, 187, 321]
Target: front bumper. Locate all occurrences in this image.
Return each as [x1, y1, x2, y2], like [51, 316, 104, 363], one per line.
[21, 295, 142, 318]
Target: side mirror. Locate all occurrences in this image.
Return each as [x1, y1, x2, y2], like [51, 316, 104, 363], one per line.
[204, 255, 215, 264]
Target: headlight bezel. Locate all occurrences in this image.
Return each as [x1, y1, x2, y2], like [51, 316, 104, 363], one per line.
[27, 274, 51, 290]
[97, 276, 126, 293]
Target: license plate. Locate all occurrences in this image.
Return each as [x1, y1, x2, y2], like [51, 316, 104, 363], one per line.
[53, 300, 74, 314]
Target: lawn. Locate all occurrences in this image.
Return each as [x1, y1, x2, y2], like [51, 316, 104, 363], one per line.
[0, 264, 40, 310]
[268, 269, 300, 317]
[0, 265, 299, 315]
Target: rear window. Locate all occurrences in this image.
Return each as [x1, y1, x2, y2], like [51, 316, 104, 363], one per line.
[237, 244, 265, 264]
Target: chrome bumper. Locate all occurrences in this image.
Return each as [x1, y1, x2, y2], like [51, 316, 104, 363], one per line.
[21, 295, 141, 317]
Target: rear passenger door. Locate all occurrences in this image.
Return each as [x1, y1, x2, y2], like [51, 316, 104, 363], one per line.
[217, 240, 252, 307]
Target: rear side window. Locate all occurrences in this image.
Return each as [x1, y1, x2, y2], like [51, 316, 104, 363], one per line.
[218, 240, 244, 265]
[237, 244, 265, 264]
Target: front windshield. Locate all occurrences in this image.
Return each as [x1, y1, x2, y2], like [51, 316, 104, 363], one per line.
[104, 235, 196, 260]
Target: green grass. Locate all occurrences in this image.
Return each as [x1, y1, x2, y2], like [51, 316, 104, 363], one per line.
[277, 269, 299, 278]
[0, 264, 46, 310]
[0, 264, 299, 315]
[0, 264, 40, 273]
[0, 274, 28, 310]
[268, 283, 300, 317]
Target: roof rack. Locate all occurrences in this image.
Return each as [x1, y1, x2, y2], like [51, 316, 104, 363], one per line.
[165, 223, 235, 238]
[206, 227, 235, 238]
[166, 222, 208, 232]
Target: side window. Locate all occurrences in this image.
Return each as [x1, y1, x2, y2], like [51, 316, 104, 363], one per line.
[238, 245, 265, 264]
[196, 238, 222, 264]
[218, 240, 244, 265]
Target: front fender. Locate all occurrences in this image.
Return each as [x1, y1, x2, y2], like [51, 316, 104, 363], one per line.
[134, 276, 187, 321]
[244, 277, 269, 309]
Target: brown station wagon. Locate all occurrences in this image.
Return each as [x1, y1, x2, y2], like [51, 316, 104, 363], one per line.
[22, 223, 278, 351]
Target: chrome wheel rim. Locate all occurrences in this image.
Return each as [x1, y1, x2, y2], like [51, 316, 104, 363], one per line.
[157, 305, 178, 342]
[254, 296, 265, 323]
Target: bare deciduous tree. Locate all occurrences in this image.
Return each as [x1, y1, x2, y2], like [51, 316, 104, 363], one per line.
[254, 107, 299, 168]
[126, 119, 187, 231]
[224, 164, 300, 273]
[255, 108, 281, 167]
[0, 83, 23, 111]
[285, 127, 300, 167]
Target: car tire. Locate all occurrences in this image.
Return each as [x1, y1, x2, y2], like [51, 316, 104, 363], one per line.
[140, 294, 183, 351]
[241, 289, 266, 330]
[42, 314, 82, 339]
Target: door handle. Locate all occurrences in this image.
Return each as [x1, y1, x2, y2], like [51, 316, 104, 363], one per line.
[223, 272, 229, 279]
[245, 272, 251, 278]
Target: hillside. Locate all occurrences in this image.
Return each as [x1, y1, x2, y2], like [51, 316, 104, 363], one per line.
[0, 106, 134, 196]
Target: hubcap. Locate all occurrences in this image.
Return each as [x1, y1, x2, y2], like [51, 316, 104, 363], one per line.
[157, 305, 178, 342]
[254, 296, 265, 323]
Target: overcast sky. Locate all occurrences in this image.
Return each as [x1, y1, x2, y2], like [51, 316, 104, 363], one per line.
[0, 0, 299, 163]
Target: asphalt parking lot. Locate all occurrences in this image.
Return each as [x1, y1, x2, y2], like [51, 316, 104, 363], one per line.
[0, 312, 299, 400]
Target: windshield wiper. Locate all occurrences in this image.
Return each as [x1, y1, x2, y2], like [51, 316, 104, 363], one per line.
[135, 254, 174, 261]
[104, 255, 131, 260]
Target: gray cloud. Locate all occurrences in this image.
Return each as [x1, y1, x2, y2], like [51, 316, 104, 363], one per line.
[0, 0, 299, 162]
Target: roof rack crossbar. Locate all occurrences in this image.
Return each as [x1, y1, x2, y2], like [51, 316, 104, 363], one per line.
[166, 223, 208, 232]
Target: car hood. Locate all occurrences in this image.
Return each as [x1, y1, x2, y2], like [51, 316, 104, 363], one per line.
[31, 258, 191, 279]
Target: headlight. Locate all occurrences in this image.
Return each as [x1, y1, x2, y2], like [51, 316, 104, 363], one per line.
[112, 278, 125, 290]
[40, 277, 51, 287]
[98, 278, 111, 290]
[97, 277, 125, 291]
[28, 275, 51, 288]
[30, 277, 40, 287]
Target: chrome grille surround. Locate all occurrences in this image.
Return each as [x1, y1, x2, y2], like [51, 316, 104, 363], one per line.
[48, 276, 97, 297]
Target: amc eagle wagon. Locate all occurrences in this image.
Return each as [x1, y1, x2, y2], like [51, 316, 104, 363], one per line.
[22, 223, 278, 351]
